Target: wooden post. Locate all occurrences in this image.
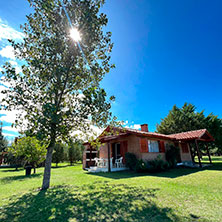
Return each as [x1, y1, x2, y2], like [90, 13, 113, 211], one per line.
[206, 143, 212, 164]
[195, 140, 202, 168]
[107, 142, 111, 172]
[89, 146, 92, 167]
[188, 142, 195, 163]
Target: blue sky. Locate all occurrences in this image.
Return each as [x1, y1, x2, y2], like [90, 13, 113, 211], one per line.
[0, 0, 221, 140]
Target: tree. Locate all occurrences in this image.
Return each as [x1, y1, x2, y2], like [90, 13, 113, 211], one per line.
[1, 0, 115, 189]
[0, 123, 8, 153]
[68, 144, 75, 166]
[9, 137, 46, 173]
[156, 103, 205, 134]
[68, 139, 84, 165]
[52, 143, 64, 167]
[4, 151, 25, 170]
[156, 103, 222, 154]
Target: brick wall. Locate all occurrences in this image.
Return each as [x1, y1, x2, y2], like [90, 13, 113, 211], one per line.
[98, 135, 171, 162]
[100, 143, 108, 158]
[84, 135, 193, 169]
[179, 143, 192, 162]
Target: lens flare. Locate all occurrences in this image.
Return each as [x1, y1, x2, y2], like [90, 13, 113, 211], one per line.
[70, 28, 81, 42]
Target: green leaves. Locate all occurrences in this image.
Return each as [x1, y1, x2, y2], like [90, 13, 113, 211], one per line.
[1, 0, 115, 143]
[156, 103, 222, 153]
[10, 136, 46, 167]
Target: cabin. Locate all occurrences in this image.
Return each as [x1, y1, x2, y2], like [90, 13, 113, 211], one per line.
[83, 124, 214, 172]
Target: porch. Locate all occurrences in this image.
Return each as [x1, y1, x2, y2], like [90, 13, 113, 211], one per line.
[84, 133, 129, 172]
[86, 157, 128, 173]
[172, 129, 215, 168]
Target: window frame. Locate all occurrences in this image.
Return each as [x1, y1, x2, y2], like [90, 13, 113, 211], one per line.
[148, 140, 159, 153]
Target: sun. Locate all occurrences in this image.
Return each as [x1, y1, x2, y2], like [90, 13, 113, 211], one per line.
[70, 28, 81, 42]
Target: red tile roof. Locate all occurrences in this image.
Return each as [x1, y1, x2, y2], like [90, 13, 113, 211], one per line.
[169, 129, 214, 141]
[123, 127, 172, 140]
[98, 126, 214, 142]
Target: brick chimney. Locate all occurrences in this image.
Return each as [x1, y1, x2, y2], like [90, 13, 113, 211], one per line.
[141, 124, 148, 132]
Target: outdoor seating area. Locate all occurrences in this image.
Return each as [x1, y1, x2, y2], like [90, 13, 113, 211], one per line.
[87, 157, 128, 173]
[94, 157, 124, 168]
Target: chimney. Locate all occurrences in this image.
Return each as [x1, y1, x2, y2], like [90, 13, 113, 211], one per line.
[141, 124, 148, 132]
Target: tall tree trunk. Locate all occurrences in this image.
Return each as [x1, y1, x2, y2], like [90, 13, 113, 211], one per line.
[33, 166, 36, 174]
[42, 143, 54, 190]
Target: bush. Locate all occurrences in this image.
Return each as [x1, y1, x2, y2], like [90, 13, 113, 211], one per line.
[126, 152, 169, 173]
[165, 145, 180, 168]
[135, 159, 147, 173]
[125, 152, 137, 170]
[146, 155, 169, 173]
[134, 155, 169, 173]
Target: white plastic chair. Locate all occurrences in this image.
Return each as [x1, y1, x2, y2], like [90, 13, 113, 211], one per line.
[115, 157, 123, 168]
[94, 157, 99, 167]
[94, 158, 103, 167]
[103, 158, 113, 168]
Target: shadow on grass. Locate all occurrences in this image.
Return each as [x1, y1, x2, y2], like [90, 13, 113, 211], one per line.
[51, 165, 70, 169]
[204, 162, 222, 171]
[88, 168, 202, 180]
[0, 168, 24, 173]
[88, 162, 222, 180]
[0, 182, 186, 222]
[0, 173, 42, 184]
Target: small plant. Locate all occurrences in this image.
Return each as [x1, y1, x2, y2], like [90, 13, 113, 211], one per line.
[125, 152, 137, 170]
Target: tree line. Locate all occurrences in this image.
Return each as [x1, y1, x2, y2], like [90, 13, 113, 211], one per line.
[156, 103, 222, 155]
[0, 132, 84, 174]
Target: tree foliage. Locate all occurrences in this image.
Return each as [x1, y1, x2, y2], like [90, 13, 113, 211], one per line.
[1, 0, 115, 189]
[0, 123, 8, 153]
[52, 143, 65, 167]
[9, 137, 46, 173]
[68, 139, 84, 165]
[156, 103, 222, 154]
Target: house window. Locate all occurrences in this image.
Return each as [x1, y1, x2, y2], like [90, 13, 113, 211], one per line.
[148, 140, 159, 152]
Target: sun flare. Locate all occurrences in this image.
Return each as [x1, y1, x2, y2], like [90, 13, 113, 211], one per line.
[70, 28, 81, 42]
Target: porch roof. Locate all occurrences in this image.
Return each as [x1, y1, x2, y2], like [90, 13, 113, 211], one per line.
[168, 129, 214, 142]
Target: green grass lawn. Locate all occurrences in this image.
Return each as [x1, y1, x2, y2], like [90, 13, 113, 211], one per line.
[0, 157, 222, 222]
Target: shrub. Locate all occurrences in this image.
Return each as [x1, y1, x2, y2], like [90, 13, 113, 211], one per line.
[126, 152, 169, 173]
[165, 145, 180, 168]
[147, 155, 169, 173]
[135, 159, 147, 173]
[125, 152, 137, 170]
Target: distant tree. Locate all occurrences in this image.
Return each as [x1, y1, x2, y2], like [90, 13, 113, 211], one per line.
[0, 123, 8, 153]
[9, 137, 46, 173]
[3, 151, 24, 170]
[68, 144, 75, 166]
[52, 143, 64, 167]
[156, 103, 205, 134]
[156, 103, 222, 154]
[68, 139, 84, 165]
[1, 0, 115, 189]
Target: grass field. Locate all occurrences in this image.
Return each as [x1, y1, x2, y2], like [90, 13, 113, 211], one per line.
[0, 157, 222, 222]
